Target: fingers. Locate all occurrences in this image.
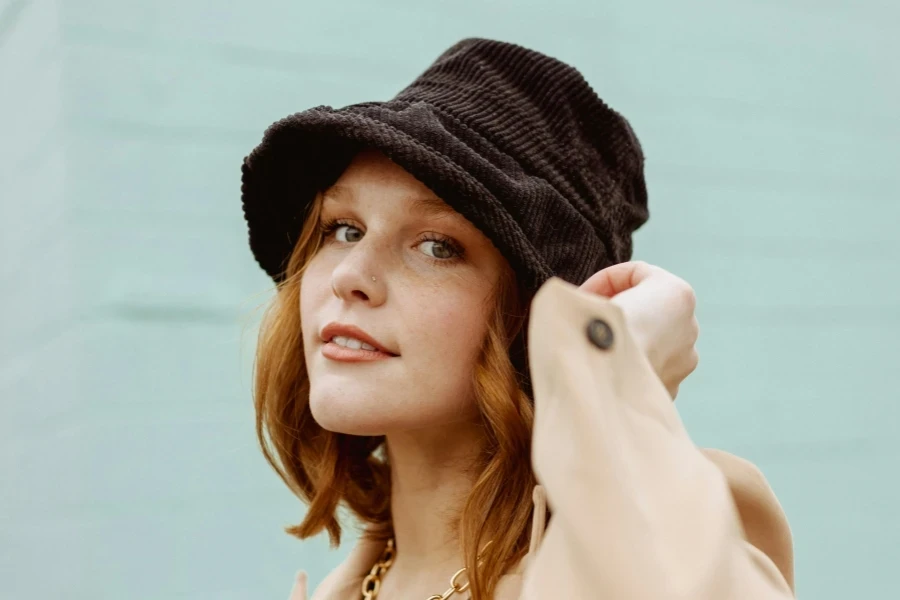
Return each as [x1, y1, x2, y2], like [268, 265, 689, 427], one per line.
[579, 261, 656, 297]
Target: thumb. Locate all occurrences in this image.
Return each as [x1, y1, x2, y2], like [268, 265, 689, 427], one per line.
[580, 261, 655, 298]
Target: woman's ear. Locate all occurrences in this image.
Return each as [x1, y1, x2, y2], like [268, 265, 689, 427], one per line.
[700, 448, 795, 593]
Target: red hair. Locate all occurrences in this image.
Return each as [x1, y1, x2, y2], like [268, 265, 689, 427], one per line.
[254, 192, 538, 599]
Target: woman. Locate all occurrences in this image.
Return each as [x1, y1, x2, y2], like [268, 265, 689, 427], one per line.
[241, 38, 794, 599]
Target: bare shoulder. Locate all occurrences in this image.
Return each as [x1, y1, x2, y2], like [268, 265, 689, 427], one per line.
[492, 553, 530, 600]
[307, 536, 384, 600]
[700, 448, 795, 592]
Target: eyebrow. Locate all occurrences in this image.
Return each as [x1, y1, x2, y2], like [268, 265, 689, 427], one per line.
[322, 185, 458, 218]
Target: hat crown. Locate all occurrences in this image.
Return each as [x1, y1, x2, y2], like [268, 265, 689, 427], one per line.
[392, 38, 647, 275]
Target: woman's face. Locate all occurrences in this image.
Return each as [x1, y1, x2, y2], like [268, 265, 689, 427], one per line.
[300, 149, 507, 436]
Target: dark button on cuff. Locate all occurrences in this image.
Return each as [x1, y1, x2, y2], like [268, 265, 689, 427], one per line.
[586, 318, 614, 350]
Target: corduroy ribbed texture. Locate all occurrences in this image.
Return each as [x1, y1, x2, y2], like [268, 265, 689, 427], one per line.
[240, 37, 649, 295]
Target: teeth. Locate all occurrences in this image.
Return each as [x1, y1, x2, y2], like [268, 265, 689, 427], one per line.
[332, 336, 378, 351]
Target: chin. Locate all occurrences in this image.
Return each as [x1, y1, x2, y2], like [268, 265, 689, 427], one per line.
[308, 390, 393, 436]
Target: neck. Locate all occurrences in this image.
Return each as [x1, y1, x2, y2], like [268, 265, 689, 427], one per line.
[384, 421, 484, 574]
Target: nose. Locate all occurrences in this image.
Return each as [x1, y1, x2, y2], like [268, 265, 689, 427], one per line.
[330, 243, 386, 305]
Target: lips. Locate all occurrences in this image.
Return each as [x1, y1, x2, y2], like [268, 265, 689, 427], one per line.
[320, 323, 399, 357]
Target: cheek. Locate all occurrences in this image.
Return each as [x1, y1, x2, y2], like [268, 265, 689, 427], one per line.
[411, 291, 489, 366]
[299, 259, 332, 343]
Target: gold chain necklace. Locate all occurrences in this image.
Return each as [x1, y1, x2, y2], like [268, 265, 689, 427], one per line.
[360, 539, 479, 600]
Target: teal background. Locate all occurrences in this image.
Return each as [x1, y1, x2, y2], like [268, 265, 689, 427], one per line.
[1, 0, 897, 598]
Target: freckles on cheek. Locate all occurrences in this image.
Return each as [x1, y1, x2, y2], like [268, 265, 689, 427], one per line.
[420, 299, 488, 351]
[300, 261, 332, 324]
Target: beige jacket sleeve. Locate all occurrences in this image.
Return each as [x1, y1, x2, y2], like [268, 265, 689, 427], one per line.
[520, 278, 794, 599]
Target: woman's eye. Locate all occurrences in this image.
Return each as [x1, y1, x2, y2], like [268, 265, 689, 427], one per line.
[335, 224, 363, 243]
[419, 239, 457, 259]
